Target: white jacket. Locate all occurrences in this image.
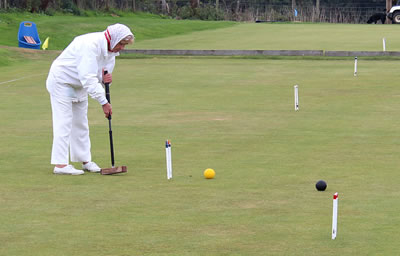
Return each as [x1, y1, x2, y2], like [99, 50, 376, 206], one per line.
[47, 32, 119, 105]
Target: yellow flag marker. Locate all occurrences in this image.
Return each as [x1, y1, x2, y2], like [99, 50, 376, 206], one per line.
[42, 37, 49, 50]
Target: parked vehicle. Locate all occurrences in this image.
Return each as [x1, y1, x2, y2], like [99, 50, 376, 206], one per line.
[387, 0, 400, 23]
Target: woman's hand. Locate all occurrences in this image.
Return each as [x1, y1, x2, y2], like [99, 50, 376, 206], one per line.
[102, 103, 112, 118]
[102, 68, 112, 84]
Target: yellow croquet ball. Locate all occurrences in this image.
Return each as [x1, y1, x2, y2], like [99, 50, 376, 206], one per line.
[204, 168, 215, 179]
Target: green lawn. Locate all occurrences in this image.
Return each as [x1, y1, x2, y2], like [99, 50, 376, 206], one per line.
[1, 13, 400, 255]
[133, 22, 400, 51]
[1, 53, 400, 255]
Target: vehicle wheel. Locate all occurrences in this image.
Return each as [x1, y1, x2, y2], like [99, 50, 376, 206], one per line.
[393, 12, 400, 23]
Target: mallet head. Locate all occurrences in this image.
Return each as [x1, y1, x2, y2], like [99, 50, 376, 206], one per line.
[100, 166, 127, 175]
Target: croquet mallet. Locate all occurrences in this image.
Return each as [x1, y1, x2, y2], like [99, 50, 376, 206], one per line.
[100, 71, 127, 175]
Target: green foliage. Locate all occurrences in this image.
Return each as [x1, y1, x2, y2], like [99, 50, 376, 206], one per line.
[25, 0, 42, 11]
[139, 0, 160, 13]
[60, 0, 83, 15]
[177, 5, 195, 19]
[176, 3, 225, 20]
[273, 13, 290, 22]
[44, 7, 56, 16]
[81, 9, 111, 17]
[195, 4, 225, 20]
[0, 0, 389, 23]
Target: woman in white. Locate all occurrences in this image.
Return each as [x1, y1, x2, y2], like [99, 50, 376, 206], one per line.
[47, 23, 134, 175]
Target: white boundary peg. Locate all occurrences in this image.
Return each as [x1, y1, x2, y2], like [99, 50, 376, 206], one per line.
[294, 85, 299, 111]
[383, 38, 386, 52]
[332, 192, 338, 240]
[354, 57, 358, 77]
[165, 140, 172, 179]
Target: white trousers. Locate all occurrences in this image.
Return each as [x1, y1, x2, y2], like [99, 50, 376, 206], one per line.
[50, 96, 92, 164]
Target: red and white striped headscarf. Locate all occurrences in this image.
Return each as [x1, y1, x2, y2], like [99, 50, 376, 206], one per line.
[104, 23, 134, 50]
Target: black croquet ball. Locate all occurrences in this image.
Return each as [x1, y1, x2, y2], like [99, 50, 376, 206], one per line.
[315, 180, 327, 191]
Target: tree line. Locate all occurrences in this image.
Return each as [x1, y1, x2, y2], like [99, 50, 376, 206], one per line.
[0, 0, 395, 23]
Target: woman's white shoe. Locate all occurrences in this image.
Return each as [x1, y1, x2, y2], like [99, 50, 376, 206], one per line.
[53, 165, 84, 175]
[82, 162, 101, 173]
